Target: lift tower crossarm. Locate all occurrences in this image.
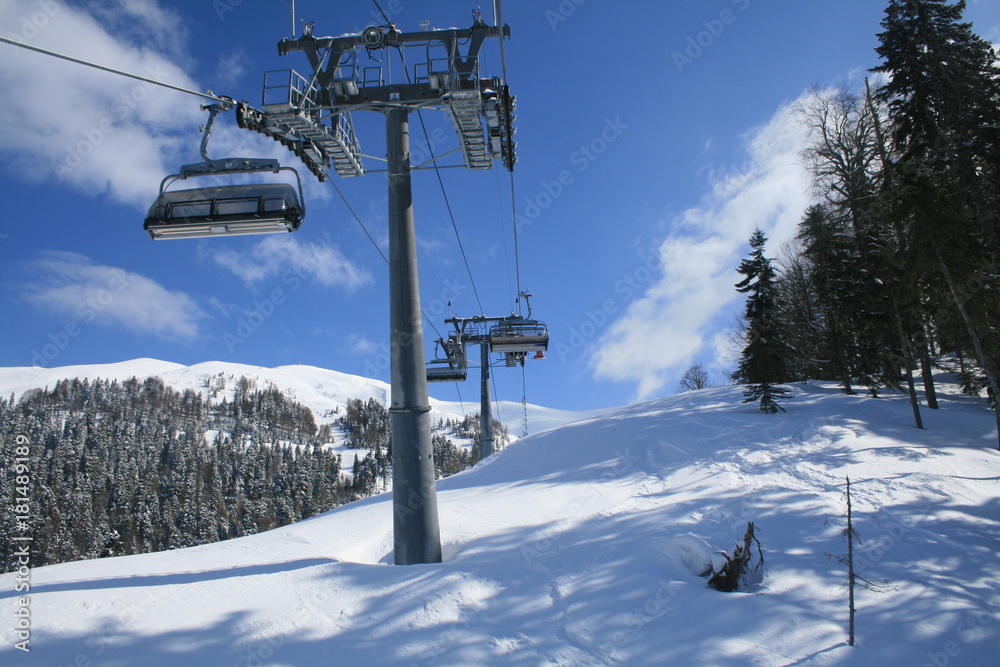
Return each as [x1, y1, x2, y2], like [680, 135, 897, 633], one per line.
[277, 23, 509, 92]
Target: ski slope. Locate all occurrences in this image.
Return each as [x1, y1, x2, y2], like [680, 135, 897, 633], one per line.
[1, 370, 998, 666]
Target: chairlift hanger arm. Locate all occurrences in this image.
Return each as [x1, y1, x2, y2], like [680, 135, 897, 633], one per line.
[198, 100, 235, 163]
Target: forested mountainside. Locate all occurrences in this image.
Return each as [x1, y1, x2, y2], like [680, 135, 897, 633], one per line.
[0, 375, 488, 572]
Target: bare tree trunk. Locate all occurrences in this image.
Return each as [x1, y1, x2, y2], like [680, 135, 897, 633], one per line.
[893, 296, 923, 429]
[847, 477, 856, 647]
[918, 339, 939, 410]
[926, 231, 1000, 448]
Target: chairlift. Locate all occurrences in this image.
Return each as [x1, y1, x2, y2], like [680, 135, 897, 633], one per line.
[144, 101, 306, 240]
[145, 159, 305, 240]
[426, 359, 468, 383]
[488, 319, 549, 354]
[425, 337, 468, 383]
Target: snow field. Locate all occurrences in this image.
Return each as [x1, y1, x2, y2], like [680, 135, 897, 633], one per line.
[0, 364, 997, 665]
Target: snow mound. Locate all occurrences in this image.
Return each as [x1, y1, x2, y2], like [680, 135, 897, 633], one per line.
[652, 534, 718, 578]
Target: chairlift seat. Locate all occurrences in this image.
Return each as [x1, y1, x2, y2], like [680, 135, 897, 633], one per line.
[145, 183, 303, 240]
[488, 322, 549, 353]
[145, 157, 306, 240]
[426, 360, 468, 383]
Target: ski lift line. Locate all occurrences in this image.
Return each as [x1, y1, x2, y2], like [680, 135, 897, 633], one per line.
[415, 109, 486, 315]
[491, 373, 503, 425]
[326, 177, 445, 341]
[371, 0, 392, 26]
[317, 44, 454, 339]
[509, 170, 523, 316]
[453, 382, 468, 420]
[493, 0, 510, 87]
[412, 146, 464, 169]
[0, 36, 227, 103]
[326, 177, 387, 264]
[489, 0, 520, 315]
[392, 42, 487, 315]
[493, 167, 515, 313]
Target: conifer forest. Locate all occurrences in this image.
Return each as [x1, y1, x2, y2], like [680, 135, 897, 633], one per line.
[0, 376, 499, 572]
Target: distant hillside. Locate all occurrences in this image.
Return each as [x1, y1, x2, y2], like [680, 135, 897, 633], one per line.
[0, 362, 527, 572]
[0, 358, 600, 434]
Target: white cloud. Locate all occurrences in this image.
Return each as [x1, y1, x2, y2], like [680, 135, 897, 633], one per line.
[22, 251, 206, 340]
[0, 0, 331, 209]
[209, 235, 372, 290]
[0, 0, 311, 211]
[85, 0, 190, 61]
[0, 0, 205, 207]
[591, 96, 816, 400]
[212, 51, 247, 88]
[345, 333, 380, 355]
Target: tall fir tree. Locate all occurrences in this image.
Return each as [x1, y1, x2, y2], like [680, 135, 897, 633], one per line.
[735, 229, 791, 413]
[873, 0, 1000, 444]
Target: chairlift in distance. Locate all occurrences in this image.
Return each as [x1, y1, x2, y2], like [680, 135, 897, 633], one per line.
[426, 358, 468, 383]
[426, 336, 468, 383]
[488, 318, 549, 354]
[488, 290, 550, 355]
[144, 101, 306, 240]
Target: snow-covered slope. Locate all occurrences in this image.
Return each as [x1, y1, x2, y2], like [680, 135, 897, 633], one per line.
[0, 358, 601, 435]
[2, 378, 998, 666]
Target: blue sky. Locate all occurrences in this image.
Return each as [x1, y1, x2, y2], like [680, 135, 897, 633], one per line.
[2, 0, 999, 413]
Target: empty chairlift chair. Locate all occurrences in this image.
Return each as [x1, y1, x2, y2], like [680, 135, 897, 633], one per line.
[144, 158, 305, 240]
[425, 359, 468, 383]
[488, 320, 549, 354]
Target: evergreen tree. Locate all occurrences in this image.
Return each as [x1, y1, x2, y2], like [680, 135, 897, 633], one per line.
[873, 0, 1000, 443]
[735, 229, 791, 413]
